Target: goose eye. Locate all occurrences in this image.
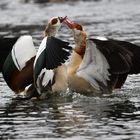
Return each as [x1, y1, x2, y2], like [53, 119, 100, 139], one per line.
[76, 24, 83, 31]
[51, 18, 58, 25]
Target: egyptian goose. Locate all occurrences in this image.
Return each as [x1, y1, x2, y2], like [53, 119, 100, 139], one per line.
[2, 35, 36, 94]
[63, 18, 140, 95]
[2, 17, 72, 99]
[34, 17, 72, 99]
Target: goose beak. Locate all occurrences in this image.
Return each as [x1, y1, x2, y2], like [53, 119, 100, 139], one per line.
[58, 16, 67, 23]
[63, 17, 76, 29]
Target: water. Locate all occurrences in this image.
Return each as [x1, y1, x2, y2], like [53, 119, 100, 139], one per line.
[0, 0, 140, 139]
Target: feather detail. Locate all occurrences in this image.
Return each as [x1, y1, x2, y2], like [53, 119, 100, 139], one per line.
[36, 68, 54, 95]
[76, 39, 110, 90]
[34, 36, 72, 94]
[90, 38, 133, 74]
[11, 35, 36, 71]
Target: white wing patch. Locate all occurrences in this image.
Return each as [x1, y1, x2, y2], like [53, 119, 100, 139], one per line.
[76, 40, 110, 90]
[36, 68, 54, 95]
[34, 37, 47, 68]
[95, 36, 108, 41]
[12, 35, 36, 71]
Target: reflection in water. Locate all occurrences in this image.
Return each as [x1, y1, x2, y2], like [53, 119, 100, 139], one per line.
[1, 0, 140, 139]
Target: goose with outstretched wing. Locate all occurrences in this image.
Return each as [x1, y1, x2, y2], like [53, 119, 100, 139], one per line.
[34, 17, 72, 98]
[2, 17, 72, 99]
[34, 35, 72, 98]
[63, 17, 140, 95]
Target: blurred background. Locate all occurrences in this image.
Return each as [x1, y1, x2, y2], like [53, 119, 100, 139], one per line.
[1, 0, 140, 140]
[1, 0, 140, 44]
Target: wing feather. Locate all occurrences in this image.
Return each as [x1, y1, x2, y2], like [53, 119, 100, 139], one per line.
[109, 39, 140, 74]
[36, 68, 54, 94]
[76, 40, 110, 90]
[12, 35, 36, 71]
[90, 38, 133, 74]
[45, 36, 72, 69]
[76, 37, 140, 92]
[0, 36, 18, 72]
[34, 36, 72, 92]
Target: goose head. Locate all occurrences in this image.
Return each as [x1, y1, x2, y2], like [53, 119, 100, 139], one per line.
[44, 16, 67, 36]
[63, 17, 87, 57]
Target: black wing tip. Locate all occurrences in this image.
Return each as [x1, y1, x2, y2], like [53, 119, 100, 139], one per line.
[45, 36, 72, 70]
[45, 48, 71, 69]
[47, 36, 72, 51]
[47, 36, 70, 46]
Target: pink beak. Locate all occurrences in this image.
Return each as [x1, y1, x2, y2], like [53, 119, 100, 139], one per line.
[63, 17, 77, 29]
[58, 16, 67, 23]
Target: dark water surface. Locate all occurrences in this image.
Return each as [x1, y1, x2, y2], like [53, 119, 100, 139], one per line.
[1, 0, 140, 139]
